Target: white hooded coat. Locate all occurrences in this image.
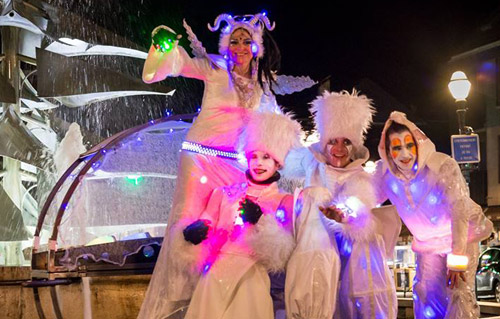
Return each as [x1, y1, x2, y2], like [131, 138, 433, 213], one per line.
[373, 111, 493, 319]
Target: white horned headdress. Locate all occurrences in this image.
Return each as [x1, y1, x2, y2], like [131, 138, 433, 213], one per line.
[207, 12, 275, 59]
[311, 89, 375, 149]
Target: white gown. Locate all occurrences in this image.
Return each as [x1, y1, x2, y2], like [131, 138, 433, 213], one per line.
[138, 44, 280, 319]
[177, 181, 295, 319]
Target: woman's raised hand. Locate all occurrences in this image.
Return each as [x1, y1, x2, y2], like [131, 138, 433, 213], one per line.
[151, 25, 181, 53]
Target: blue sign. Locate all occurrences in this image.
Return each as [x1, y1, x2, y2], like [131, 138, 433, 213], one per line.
[451, 134, 480, 164]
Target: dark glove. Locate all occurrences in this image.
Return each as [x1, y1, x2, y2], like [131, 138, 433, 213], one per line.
[151, 26, 178, 53]
[183, 219, 211, 245]
[239, 198, 263, 225]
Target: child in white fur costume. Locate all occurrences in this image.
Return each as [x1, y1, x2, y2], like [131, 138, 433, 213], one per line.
[284, 90, 399, 319]
[175, 112, 300, 319]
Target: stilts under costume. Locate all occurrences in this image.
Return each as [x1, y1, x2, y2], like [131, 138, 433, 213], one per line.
[284, 90, 399, 319]
[174, 112, 300, 319]
[137, 13, 315, 319]
[374, 111, 493, 319]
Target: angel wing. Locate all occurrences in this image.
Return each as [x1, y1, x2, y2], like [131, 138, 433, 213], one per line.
[183, 19, 209, 59]
[274, 75, 317, 95]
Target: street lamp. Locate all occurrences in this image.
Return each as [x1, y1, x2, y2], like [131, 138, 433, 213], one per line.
[448, 71, 472, 135]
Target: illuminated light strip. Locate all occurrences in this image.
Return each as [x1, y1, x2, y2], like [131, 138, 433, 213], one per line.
[181, 141, 239, 159]
[447, 253, 469, 271]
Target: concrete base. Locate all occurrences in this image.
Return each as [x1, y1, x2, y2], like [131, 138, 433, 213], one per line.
[1, 268, 150, 319]
[3, 266, 500, 319]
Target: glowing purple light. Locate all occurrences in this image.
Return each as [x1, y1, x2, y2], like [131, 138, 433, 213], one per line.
[275, 209, 286, 224]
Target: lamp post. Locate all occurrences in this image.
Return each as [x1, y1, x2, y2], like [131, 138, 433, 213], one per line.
[448, 71, 478, 185]
[448, 71, 472, 135]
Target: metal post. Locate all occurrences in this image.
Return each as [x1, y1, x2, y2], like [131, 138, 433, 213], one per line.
[455, 100, 473, 184]
[456, 100, 467, 135]
[1, 27, 22, 211]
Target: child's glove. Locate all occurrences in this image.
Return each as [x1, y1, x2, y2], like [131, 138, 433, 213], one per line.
[239, 198, 263, 225]
[183, 219, 211, 245]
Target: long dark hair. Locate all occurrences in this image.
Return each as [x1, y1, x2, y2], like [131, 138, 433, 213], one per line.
[257, 29, 281, 95]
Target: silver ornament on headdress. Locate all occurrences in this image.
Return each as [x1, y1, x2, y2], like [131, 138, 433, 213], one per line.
[207, 12, 275, 33]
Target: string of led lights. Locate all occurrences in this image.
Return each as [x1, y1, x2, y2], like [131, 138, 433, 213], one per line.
[181, 141, 240, 159]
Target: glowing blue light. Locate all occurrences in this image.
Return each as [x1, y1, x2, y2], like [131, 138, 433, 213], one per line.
[430, 215, 438, 224]
[61, 203, 69, 211]
[480, 61, 495, 72]
[203, 263, 212, 274]
[136, 137, 142, 142]
[251, 43, 259, 54]
[355, 300, 361, 309]
[391, 182, 399, 194]
[275, 209, 286, 224]
[149, 120, 155, 125]
[424, 306, 435, 318]
[197, 107, 201, 112]
[262, 11, 267, 16]
[169, 129, 173, 133]
[428, 194, 438, 205]
[413, 293, 419, 302]
[342, 239, 352, 255]
[410, 183, 418, 193]
[143, 245, 155, 258]
[101, 149, 107, 154]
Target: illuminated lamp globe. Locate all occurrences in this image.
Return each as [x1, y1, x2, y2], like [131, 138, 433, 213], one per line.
[448, 71, 471, 101]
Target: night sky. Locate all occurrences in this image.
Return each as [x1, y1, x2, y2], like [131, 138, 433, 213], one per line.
[61, 0, 500, 155]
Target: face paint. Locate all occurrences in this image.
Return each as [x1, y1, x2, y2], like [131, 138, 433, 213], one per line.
[388, 131, 417, 176]
[247, 150, 280, 182]
[325, 137, 353, 168]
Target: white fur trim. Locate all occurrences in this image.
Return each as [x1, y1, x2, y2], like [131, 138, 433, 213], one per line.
[245, 214, 295, 273]
[301, 186, 332, 207]
[282, 147, 312, 179]
[311, 89, 375, 149]
[169, 219, 210, 274]
[239, 112, 302, 166]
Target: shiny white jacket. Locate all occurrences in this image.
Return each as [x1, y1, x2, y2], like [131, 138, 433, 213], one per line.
[373, 113, 492, 256]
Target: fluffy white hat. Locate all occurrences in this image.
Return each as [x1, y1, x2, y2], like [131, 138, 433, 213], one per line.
[311, 89, 375, 148]
[239, 112, 302, 166]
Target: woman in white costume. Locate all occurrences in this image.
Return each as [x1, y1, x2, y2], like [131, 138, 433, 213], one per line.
[174, 112, 300, 319]
[138, 13, 314, 319]
[374, 111, 493, 319]
[284, 90, 399, 319]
